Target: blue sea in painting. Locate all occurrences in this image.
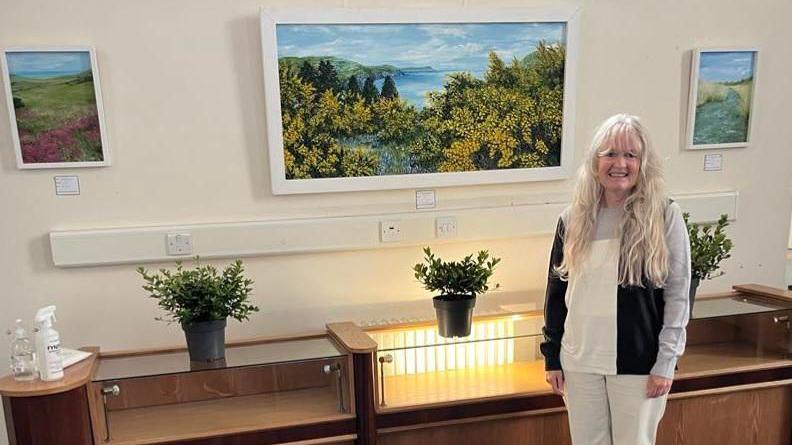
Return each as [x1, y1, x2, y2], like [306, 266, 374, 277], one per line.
[375, 70, 486, 109]
[11, 70, 79, 79]
[6, 51, 91, 78]
[277, 22, 565, 107]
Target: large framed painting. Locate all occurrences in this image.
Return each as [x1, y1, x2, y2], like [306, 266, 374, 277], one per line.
[686, 48, 758, 150]
[1, 47, 110, 169]
[260, 8, 580, 194]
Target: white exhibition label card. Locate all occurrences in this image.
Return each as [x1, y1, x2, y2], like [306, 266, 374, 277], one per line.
[416, 190, 437, 209]
[704, 154, 723, 172]
[54, 176, 80, 195]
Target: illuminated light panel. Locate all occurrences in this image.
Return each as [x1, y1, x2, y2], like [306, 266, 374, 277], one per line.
[372, 318, 517, 376]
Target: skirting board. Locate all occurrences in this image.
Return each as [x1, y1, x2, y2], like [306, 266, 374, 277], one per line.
[49, 191, 737, 268]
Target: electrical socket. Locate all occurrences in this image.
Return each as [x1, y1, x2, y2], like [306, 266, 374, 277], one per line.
[436, 216, 458, 239]
[380, 221, 404, 242]
[166, 232, 193, 255]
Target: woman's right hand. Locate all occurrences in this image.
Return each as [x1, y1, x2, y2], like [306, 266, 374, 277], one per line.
[546, 370, 565, 396]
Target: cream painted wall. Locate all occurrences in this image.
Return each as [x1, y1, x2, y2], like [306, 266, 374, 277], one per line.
[1, 0, 792, 442]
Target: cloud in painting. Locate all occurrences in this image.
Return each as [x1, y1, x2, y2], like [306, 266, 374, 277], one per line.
[277, 22, 565, 72]
[7, 51, 91, 77]
[699, 51, 755, 83]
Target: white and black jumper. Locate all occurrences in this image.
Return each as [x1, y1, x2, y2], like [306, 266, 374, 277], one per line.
[540, 203, 691, 378]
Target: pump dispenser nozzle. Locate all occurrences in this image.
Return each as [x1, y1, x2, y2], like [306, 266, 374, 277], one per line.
[35, 306, 57, 328]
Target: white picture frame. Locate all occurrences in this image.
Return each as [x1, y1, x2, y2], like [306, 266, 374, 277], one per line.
[260, 7, 580, 195]
[685, 48, 758, 150]
[1, 47, 110, 169]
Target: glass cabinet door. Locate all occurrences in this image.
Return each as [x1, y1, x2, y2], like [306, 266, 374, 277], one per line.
[90, 337, 352, 444]
[368, 314, 546, 409]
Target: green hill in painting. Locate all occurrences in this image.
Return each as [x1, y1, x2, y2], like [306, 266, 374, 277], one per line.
[279, 56, 401, 79]
[10, 71, 97, 133]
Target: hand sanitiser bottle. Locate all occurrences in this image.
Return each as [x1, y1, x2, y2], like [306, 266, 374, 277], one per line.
[7, 319, 36, 381]
[34, 306, 64, 381]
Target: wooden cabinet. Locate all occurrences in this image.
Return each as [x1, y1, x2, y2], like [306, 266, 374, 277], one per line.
[2, 284, 791, 445]
[1, 335, 359, 445]
[364, 284, 792, 445]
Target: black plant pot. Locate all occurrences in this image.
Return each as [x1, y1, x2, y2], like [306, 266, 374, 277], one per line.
[689, 277, 701, 318]
[433, 294, 476, 338]
[182, 319, 227, 362]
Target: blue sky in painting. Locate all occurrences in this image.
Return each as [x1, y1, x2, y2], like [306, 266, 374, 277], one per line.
[699, 51, 755, 83]
[276, 23, 565, 72]
[6, 51, 91, 78]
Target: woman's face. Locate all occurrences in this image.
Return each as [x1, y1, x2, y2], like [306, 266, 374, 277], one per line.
[596, 134, 641, 195]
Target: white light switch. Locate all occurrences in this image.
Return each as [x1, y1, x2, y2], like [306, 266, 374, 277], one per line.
[166, 233, 193, 255]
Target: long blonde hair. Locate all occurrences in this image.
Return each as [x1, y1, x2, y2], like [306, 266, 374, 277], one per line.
[557, 114, 669, 288]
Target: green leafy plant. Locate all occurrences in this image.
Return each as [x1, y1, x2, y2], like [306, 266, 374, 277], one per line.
[683, 213, 734, 280]
[137, 259, 259, 325]
[413, 247, 501, 299]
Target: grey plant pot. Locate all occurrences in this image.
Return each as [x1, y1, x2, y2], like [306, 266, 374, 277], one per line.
[182, 319, 227, 362]
[433, 294, 476, 338]
[689, 277, 701, 318]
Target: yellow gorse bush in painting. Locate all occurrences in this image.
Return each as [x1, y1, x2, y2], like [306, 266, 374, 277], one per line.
[278, 42, 565, 179]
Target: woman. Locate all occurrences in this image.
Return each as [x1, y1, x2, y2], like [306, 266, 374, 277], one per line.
[540, 114, 691, 445]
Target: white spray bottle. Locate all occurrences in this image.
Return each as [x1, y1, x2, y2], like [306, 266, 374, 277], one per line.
[34, 306, 64, 381]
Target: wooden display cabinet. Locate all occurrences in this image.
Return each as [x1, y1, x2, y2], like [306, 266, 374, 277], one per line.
[2, 284, 791, 445]
[362, 284, 792, 445]
[1, 333, 361, 445]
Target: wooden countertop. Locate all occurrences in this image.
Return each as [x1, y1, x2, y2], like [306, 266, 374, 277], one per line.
[327, 322, 377, 353]
[0, 349, 97, 397]
[733, 283, 792, 303]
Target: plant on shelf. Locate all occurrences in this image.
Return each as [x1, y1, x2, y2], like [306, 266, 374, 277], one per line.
[413, 247, 500, 338]
[683, 213, 733, 308]
[137, 258, 259, 362]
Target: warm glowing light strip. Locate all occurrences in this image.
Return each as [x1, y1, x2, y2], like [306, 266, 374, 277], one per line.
[371, 318, 517, 376]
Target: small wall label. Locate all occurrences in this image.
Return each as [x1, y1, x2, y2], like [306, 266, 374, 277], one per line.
[54, 176, 80, 195]
[704, 154, 722, 172]
[416, 190, 436, 209]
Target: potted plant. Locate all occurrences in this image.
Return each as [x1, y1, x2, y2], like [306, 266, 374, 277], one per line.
[137, 259, 259, 362]
[683, 213, 734, 312]
[413, 247, 500, 338]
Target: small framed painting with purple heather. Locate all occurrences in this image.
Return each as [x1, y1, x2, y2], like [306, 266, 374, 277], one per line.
[1, 48, 110, 169]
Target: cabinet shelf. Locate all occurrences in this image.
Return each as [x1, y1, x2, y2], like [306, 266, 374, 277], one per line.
[677, 341, 792, 377]
[378, 360, 549, 411]
[104, 386, 354, 445]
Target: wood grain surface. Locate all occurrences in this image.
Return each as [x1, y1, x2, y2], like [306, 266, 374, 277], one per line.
[0, 351, 96, 397]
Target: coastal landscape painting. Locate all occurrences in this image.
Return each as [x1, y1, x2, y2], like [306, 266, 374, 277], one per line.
[1, 48, 109, 168]
[687, 49, 757, 149]
[261, 9, 579, 194]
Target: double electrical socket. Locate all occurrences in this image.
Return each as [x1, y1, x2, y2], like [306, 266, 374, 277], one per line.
[435, 216, 458, 239]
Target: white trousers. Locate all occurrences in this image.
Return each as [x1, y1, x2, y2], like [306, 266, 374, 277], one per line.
[563, 371, 668, 445]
